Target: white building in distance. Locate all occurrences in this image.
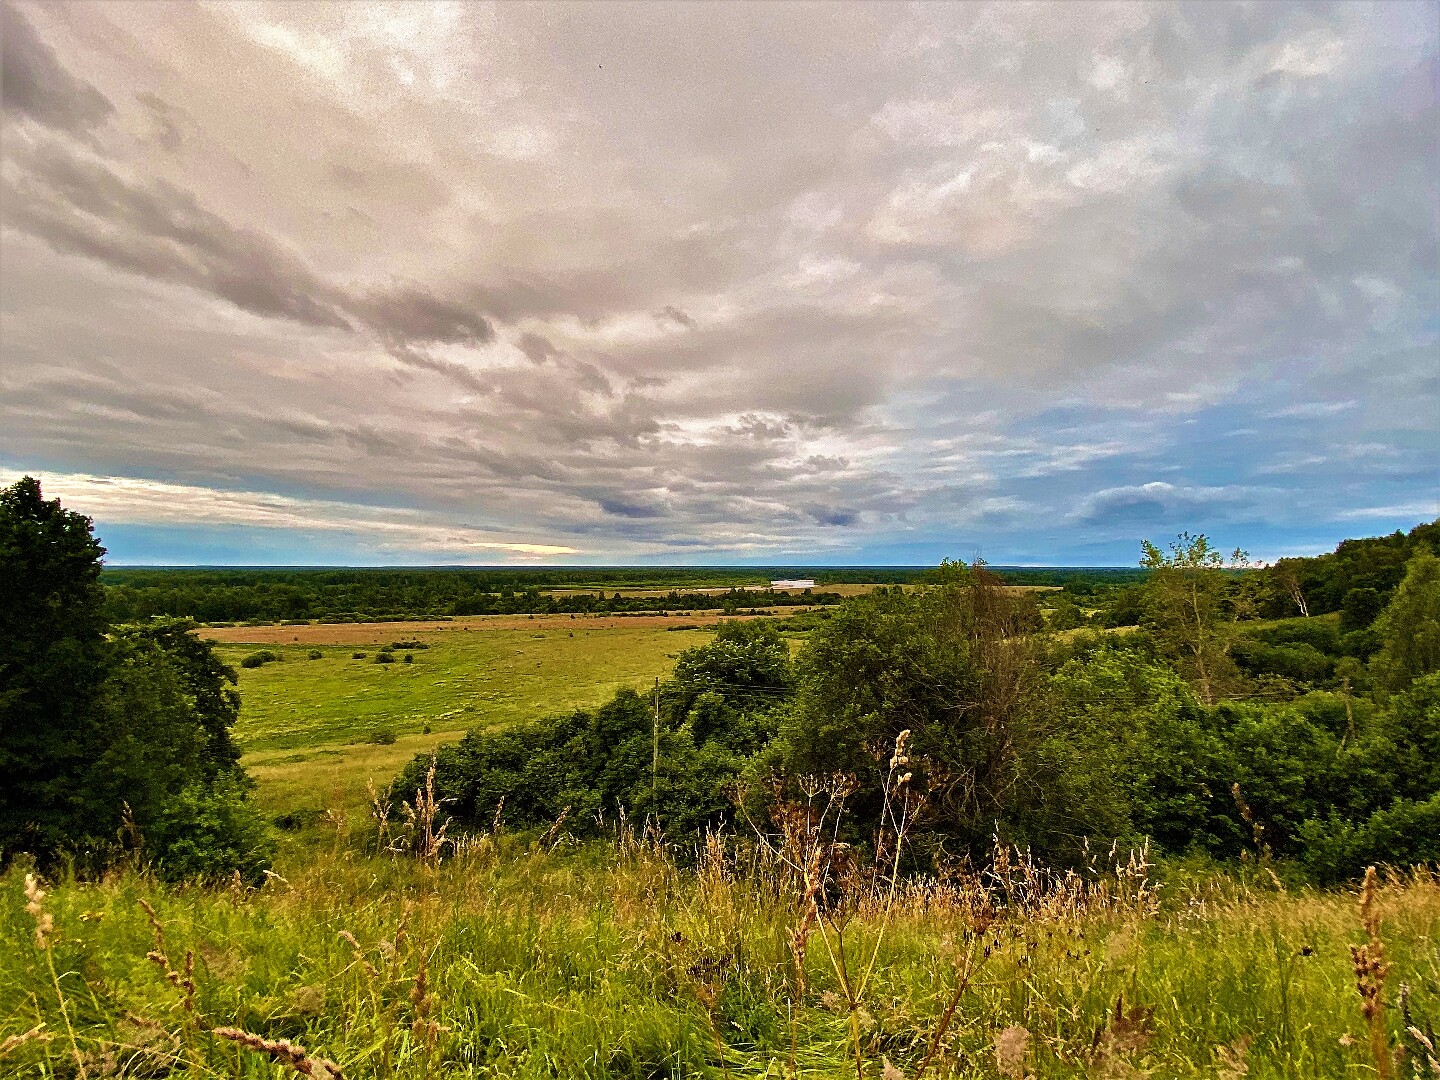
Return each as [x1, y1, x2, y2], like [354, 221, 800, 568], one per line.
[770, 579, 816, 589]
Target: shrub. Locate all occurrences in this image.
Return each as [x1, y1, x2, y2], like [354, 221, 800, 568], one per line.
[146, 778, 274, 884]
[239, 649, 281, 669]
[271, 808, 324, 831]
[374, 652, 395, 664]
[307, 649, 322, 660]
[1341, 587, 1385, 632]
[1254, 617, 1342, 655]
[403, 653, 414, 664]
[1230, 639, 1333, 683]
[368, 725, 397, 745]
[351, 652, 367, 659]
[1298, 793, 1440, 882]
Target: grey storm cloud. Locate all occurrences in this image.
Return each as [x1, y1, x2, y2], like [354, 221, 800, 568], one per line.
[1, 0, 1435, 561]
[0, 1, 112, 133]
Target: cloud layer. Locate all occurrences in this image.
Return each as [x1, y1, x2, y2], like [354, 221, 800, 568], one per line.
[2, 1, 1436, 564]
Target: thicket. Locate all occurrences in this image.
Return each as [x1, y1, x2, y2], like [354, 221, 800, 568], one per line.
[409, 533, 1440, 885]
[0, 478, 271, 881]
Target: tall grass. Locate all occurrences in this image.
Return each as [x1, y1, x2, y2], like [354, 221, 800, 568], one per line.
[2, 828, 1437, 1078]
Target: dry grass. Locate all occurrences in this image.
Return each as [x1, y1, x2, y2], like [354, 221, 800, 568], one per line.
[4, 832, 1437, 1079]
[202, 610, 821, 645]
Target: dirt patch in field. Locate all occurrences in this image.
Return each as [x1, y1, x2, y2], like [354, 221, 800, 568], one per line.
[200, 608, 819, 644]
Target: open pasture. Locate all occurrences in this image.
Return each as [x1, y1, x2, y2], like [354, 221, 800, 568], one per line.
[214, 622, 714, 820]
[201, 609, 814, 645]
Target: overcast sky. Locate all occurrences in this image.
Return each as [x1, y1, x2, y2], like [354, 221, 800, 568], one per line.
[2, 1, 1436, 566]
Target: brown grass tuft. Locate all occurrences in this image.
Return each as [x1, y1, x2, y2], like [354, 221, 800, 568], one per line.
[212, 1026, 344, 1078]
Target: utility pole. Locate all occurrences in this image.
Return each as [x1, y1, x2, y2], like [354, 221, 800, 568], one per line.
[652, 677, 660, 805]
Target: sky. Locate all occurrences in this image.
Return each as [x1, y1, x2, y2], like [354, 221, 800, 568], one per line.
[2, 1, 1437, 567]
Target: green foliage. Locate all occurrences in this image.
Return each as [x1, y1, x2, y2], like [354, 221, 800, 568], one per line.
[1370, 548, 1440, 691]
[1139, 533, 1250, 705]
[766, 571, 1051, 858]
[1229, 638, 1334, 684]
[1297, 794, 1440, 882]
[0, 476, 113, 858]
[404, 624, 799, 838]
[240, 649, 281, 669]
[668, 620, 791, 749]
[308, 649, 323, 660]
[0, 477, 269, 879]
[1257, 520, 1440, 619]
[146, 778, 275, 883]
[1341, 586, 1384, 632]
[412, 687, 740, 837]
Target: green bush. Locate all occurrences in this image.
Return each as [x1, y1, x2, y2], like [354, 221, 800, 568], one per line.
[240, 649, 281, 669]
[307, 649, 322, 660]
[1253, 617, 1342, 655]
[368, 725, 397, 745]
[402, 653, 414, 664]
[1298, 793, 1440, 882]
[1341, 587, 1385, 632]
[351, 652, 367, 659]
[1230, 639, 1333, 683]
[374, 652, 395, 664]
[145, 778, 273, 884]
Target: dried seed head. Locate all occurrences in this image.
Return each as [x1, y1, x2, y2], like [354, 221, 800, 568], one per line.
[994, 1024, 1030, 1080]
[23, 875, 53, 949]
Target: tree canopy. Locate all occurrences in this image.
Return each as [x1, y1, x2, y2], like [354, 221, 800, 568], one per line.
[0, 477, 269, 879]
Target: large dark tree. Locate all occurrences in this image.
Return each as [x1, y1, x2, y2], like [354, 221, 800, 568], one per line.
[1, 477, 269, 877]
[0, 476, 115, 856]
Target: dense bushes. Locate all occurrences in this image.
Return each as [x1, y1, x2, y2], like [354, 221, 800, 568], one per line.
[404, 539, 1440, 883]
[403, 621, 796, 837]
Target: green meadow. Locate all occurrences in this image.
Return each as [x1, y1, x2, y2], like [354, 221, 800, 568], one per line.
[216, 624, 712, 820]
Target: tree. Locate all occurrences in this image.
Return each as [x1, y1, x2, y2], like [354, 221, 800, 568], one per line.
[1272, 559, 1311, 618]
[1370, 549, 1440, 692]
[667, 619, 792, 748]
[0, 477, 269, 876]
[0, 477, 114, 856]
[772, 565, 1042, 854]
[1140, 533, 1249, 705]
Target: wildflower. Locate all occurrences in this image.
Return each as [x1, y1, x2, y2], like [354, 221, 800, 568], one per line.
[24, 875, 53, 949]
[994, 1024, 1030, 1080]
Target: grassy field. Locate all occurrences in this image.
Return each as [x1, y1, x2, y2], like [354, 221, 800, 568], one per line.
[3, 838, 1436, 1078]
[4, 617, 1438, 1078]
[211, 621, 715, 821]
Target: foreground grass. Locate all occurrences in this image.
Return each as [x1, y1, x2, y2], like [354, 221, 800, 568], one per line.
[3, 838, 1436, 1078]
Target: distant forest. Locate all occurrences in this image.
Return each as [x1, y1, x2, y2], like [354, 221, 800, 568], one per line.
[98, 563, 1149, 624]
[98, 523, 1436, 626]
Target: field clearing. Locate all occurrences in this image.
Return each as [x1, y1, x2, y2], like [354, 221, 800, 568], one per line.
[202, 608, 817, 644]
[216, 624, 714, 820]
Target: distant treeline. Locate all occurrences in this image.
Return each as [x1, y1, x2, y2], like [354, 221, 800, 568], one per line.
[99, 567, 852, 623]
[98, 564, 1138, 624]
[98, 527, 1437, 626]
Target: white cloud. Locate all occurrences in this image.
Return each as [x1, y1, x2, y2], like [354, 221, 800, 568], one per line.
[0, 468, 581, 557]
[1, 1, 1434, 561]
